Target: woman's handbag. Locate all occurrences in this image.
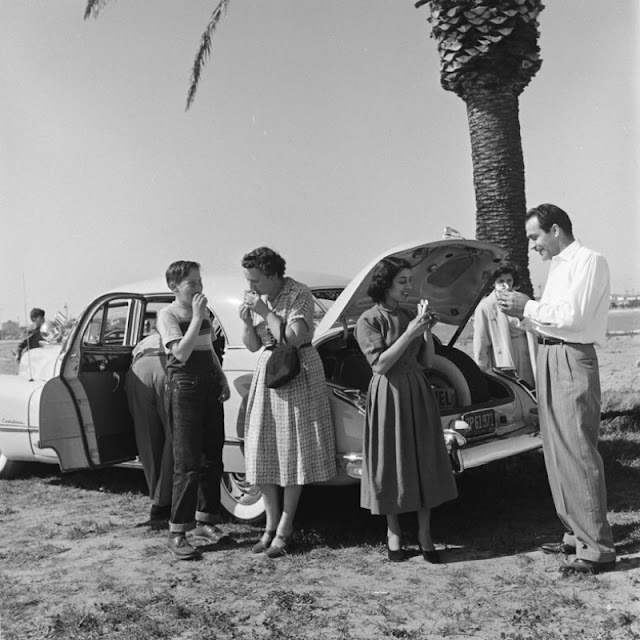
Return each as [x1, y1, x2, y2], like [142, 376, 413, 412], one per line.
[265, 325, 301, 389]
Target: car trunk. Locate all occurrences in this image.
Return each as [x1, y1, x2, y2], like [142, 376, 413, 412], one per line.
[317, 329, 516, 443]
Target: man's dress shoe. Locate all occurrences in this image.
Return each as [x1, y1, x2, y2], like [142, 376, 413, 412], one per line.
[559, 558, 616, 575]
[540, 542, 576, 555]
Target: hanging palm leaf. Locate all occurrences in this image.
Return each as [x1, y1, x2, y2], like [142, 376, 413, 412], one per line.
[186, 0, 231, 110]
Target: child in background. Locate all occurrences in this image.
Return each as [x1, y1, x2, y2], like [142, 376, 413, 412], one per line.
[473, 264, 537, 388]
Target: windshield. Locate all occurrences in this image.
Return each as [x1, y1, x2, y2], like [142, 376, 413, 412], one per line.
[312, 288, 344, 326]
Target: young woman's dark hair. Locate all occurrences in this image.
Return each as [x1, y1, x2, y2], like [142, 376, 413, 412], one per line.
[526, 203, 573, 236]
[367, 257, 413, 303]
[241, 247, 287, 278]
[491, 263, 521, 289]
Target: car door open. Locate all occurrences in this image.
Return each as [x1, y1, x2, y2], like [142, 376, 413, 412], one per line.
[39, 294, 145, 471]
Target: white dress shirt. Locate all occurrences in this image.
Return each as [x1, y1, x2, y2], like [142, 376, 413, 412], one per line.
[523, 240, 610, 345]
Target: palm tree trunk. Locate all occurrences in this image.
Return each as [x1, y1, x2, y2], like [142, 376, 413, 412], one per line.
[465, 86, 533, 297]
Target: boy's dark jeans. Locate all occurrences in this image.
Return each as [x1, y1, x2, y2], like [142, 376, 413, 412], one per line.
[166, 371, 225, 533]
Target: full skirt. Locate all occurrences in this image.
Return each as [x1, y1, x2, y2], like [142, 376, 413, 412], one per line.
[361, 369, 457, 515]
[244, 346, 337, 486]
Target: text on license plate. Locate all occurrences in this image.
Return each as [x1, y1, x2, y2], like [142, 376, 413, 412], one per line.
[461, 409, 496, 435]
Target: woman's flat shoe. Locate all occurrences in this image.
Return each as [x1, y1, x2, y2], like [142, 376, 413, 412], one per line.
[419, 544, 441, 564]
[265, 533, 293, 559]
[252, 529, 276, 554]
[387, 544, 407, 563]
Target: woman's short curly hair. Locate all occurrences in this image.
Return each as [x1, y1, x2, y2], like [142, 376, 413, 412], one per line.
[241, 247, 287, 278]
[491, 263, 521, 288]
[367, 257, 413, 303]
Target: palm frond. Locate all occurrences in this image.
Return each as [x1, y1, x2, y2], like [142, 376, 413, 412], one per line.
[186, 0, 231, 110]
[84, 0, 110, 20]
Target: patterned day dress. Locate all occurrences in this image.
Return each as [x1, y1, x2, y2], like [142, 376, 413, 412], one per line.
[244, 277, 337, 486]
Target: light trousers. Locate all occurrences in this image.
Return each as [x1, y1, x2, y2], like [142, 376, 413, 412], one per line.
[537, 343, 615, 563]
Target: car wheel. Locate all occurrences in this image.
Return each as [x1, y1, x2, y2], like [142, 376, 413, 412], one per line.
[0, 452, 25, 479]
[220, 472, 266, 525]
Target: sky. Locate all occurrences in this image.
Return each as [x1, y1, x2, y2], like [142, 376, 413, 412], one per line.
[1, 0, 638, 324]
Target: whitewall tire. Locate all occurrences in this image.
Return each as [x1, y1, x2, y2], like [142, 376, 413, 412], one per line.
[220, 472, 266, 525]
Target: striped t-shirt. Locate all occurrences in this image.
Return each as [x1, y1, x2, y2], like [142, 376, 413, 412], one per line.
[157, 301, 217, 374]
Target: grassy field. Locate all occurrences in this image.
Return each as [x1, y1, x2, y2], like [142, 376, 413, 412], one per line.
[1, 338, 640, 639]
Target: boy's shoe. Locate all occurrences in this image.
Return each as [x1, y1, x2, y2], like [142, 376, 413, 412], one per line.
[192, 522, 232, 545]
[167, 533, 201, 560]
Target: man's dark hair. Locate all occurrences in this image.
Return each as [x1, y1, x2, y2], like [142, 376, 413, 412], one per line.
[165, 260, 200, 288]
[30, 308, 45, 320]
[241, 247, 286, 278]
[526, 203, 573, 236]
[367, 257, 413, 303]
[491, 263, 521, 288]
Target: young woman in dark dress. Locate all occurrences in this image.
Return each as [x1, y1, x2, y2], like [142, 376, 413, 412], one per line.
[355, 257, 457, 562]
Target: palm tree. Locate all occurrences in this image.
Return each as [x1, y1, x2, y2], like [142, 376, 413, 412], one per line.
[86, 0, 542, 293]
[415, 0, 544, 296]
[84, 0, 231, 110]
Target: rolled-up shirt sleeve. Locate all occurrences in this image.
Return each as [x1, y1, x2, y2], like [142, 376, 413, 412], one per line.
[157, 307, 184, 351]
[287, 288, 314, 333]
[355, 314, 386, 368]
[524, 253, 609, 332]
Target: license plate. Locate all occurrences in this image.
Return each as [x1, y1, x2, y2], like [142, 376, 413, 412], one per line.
[461, 409, 496, 435]
[433, 387, 456, 410]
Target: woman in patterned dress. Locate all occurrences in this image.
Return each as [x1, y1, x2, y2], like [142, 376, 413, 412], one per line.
[239, 247, 337, 558]
[355, 257, 457, 562]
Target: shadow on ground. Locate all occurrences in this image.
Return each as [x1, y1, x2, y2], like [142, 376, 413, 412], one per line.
[14, 413, 640, 561]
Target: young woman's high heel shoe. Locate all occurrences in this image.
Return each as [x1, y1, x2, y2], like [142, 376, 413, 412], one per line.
[387, 543, 407, 562]
[418, 543, 441, 564]
[265, 532, 294, 559]
[252, 529, 276, 554]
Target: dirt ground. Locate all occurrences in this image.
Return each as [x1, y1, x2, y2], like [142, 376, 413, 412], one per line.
[1, 336, 640, 639]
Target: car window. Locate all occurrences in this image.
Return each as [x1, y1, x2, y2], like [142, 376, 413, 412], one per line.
[84, 306, 104, 345]
[141, 301, 169, 339]
[82, 300, 132, 347]
[311, 288, 344, 326]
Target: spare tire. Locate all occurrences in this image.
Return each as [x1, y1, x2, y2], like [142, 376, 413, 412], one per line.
[434, 343, 491, 403]
[426, 354, 472, 408]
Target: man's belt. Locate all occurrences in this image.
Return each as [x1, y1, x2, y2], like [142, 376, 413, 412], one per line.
[537, 337, 586, 346]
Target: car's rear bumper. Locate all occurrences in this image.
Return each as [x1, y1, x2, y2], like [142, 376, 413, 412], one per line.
[336, 428, 542, 479]
[458, 431, 542, 472]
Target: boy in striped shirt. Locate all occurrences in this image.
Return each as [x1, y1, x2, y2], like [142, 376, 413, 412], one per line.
[157, 260, 230, 560]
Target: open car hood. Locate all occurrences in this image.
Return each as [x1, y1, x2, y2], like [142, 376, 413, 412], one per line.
[315, 238, 508, 336]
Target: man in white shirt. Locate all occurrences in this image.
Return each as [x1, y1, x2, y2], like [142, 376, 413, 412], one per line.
[498, 203, 616, 574]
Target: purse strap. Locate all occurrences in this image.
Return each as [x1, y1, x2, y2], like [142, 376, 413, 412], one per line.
[277, 319, 289, 346]
[266, 314, 288, 346]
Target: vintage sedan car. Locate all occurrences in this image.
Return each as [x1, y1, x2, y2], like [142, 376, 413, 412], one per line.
[0, 239, 541, 523]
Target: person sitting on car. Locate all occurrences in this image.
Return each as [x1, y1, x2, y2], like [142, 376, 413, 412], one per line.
[15, 308, 46, 362]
